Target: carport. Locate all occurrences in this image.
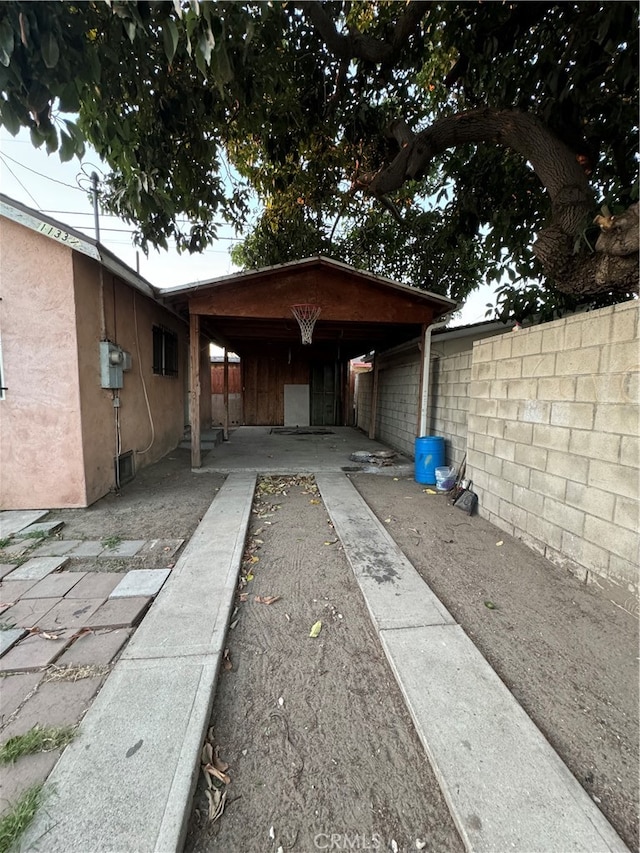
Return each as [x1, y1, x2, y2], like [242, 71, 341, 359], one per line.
[162, 256, 455, 466]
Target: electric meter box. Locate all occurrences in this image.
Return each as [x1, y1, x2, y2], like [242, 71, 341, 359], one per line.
[100, 341, 124, 389]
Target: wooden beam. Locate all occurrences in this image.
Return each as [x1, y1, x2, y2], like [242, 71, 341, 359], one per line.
[223, 348, 230, 440]
[368, 353, 379, 440]
[189, 313, 201, 468]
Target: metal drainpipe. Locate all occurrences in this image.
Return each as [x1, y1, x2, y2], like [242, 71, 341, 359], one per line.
[418, 313, 456, 437]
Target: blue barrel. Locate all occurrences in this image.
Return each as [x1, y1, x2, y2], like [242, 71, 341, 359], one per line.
[414, 436, 445, 485]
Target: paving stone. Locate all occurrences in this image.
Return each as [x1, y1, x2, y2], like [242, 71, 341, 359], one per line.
[0, 750, 61, 818]
[67, 541, 105, 558]
[136, 539, 184, 562]
[15, 520, 65, 538]
[0, 541, 32, 559]
[23, 572, 86, 600]
[0, 672, 42, 723]
[65, 573, 123, 600]
[110, 569, 171, 599]
[56, 629, 132, 667]
[29, 540, 83, 557]
[0, 677, 104, 741]
[0, 564, 18, 581]
[1, 579, 39, 605]
[0, 632, 72, 673]
[0, 598, 60, 630]
[98, 540, 146, 559]
[0, 628, 27, 657]
[0, 510, 48, 539]
[39, 599, 106, 632]
[86, 597, 152, 629]
[7, 557, 69, 581]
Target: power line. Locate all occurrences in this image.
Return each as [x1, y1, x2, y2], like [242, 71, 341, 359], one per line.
[0, 151, 84, 191]
[0, 157, 40, 207]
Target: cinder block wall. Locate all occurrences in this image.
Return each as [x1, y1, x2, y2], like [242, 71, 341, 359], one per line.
[376, 353, 422, 457]
[467, 301, 639, 606]
[430, 346, 473, 468]
[354, 370, 372, 431]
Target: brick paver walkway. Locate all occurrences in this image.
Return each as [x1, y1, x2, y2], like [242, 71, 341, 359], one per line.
[0, 515, 183, 818]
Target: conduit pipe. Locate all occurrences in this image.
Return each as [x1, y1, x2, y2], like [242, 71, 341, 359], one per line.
[418, 312, 456, 437]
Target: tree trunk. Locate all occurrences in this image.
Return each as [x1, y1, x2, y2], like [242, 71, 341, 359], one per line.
[357, 108, 639, 298]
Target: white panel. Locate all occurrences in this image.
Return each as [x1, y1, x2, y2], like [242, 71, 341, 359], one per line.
[284, 384, 309, 427]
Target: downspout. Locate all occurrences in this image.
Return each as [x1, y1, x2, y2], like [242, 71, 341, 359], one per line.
[418, 312, 456, 436]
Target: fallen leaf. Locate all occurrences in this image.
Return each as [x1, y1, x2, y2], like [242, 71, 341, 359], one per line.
[41, 631, 60, 640]
[384, 518, 391, 523]
[393, 477, 399, 481]
[239, 593, 249, 602]
[222, 648, 232, 671]
[213, 748, 230, 773]
[255, 595, 281, 605]
[230, 619, 239, 630]
[246, 573, 254, 581]
[484, 601, 498, 610]
[203, 762, 231, 784]
[205, 787, 226, 822]
[422, 488, 437, 495]
[201, 742, 213, 766]
[249, 555, 259, 564]
[309, 620, 322, 638]
[309, 499, 320, 505]
[323, 539, 338, 546]
[496, 540, 503, 547]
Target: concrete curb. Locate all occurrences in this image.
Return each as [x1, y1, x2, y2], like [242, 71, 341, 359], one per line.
[317, 473, 629, 853]
[18, 473, 256, 853]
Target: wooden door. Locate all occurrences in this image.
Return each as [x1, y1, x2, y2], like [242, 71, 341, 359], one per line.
[311, 362, 341, 426]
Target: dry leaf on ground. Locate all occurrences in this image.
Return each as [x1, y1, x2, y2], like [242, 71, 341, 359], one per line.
[309, 620, 322, 638]
[255, 595, 281, 605]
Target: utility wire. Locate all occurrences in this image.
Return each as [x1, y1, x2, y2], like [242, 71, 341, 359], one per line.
[0, 151, 84, 191]
[0, 157, 40, 207]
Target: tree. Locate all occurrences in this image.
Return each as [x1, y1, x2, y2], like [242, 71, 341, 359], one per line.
[1, 1, 637, 311]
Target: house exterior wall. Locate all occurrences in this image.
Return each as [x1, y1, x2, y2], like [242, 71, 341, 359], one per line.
[72, 253, 189, 506]
[0, 219, 87, 508]
[467, 302, 639, 605]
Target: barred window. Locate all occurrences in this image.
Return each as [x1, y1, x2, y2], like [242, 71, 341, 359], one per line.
[152, 325, 178, 377]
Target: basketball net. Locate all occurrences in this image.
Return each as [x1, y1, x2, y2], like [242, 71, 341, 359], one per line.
[291, 304, 321, 345]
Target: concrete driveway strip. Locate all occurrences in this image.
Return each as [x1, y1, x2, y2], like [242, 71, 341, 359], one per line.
[316, 473, 629, 853]
[18, 473, 256, 853]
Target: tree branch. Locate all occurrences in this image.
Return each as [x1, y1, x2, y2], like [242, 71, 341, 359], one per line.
[300, 1, 429, 65]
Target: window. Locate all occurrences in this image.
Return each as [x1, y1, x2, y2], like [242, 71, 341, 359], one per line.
[152, 325, 178, 377]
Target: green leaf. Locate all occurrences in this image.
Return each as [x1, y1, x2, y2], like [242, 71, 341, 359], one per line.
[59, 129, 75, 162]
[309, 620, 322, 638]
[0, 99, 20, 136]
[40, 29, 60, 69]
[162, 18, 179, 63]
[124, 20, 136, 43]
[45, 127, 59, 154]
[0, 18, 14, 66]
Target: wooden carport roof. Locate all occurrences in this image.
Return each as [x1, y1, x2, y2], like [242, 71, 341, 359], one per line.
[162, 256, 457, 359]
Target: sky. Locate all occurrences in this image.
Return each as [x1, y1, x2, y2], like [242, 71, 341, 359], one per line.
[0, 126, 496, 325]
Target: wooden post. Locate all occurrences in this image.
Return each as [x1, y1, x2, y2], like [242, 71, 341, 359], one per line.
[416, 323, 428, 437]
[189, 312, 201, 468]
[368, 353, 379, 440]
[223, 348, 230, 440]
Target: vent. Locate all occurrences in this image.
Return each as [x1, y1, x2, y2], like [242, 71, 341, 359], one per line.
[115, 450, 135, 486]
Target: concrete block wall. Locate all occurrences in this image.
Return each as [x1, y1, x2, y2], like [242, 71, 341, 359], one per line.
[467, 301, 639, 607]
[430, 348, 473, 468]
[375, 355, 421, 457]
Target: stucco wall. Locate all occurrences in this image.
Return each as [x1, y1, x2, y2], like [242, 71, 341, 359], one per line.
[467, 302, 639, 605]
[0, 220, 87, 508]
[73, 254, 189, 505]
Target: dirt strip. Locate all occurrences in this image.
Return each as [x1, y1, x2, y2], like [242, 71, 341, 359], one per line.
[351, 473, 639, 852]
[186, 476, 465, 853]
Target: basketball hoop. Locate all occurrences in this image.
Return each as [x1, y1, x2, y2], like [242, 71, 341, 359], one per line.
[291, 304, 321, 345]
